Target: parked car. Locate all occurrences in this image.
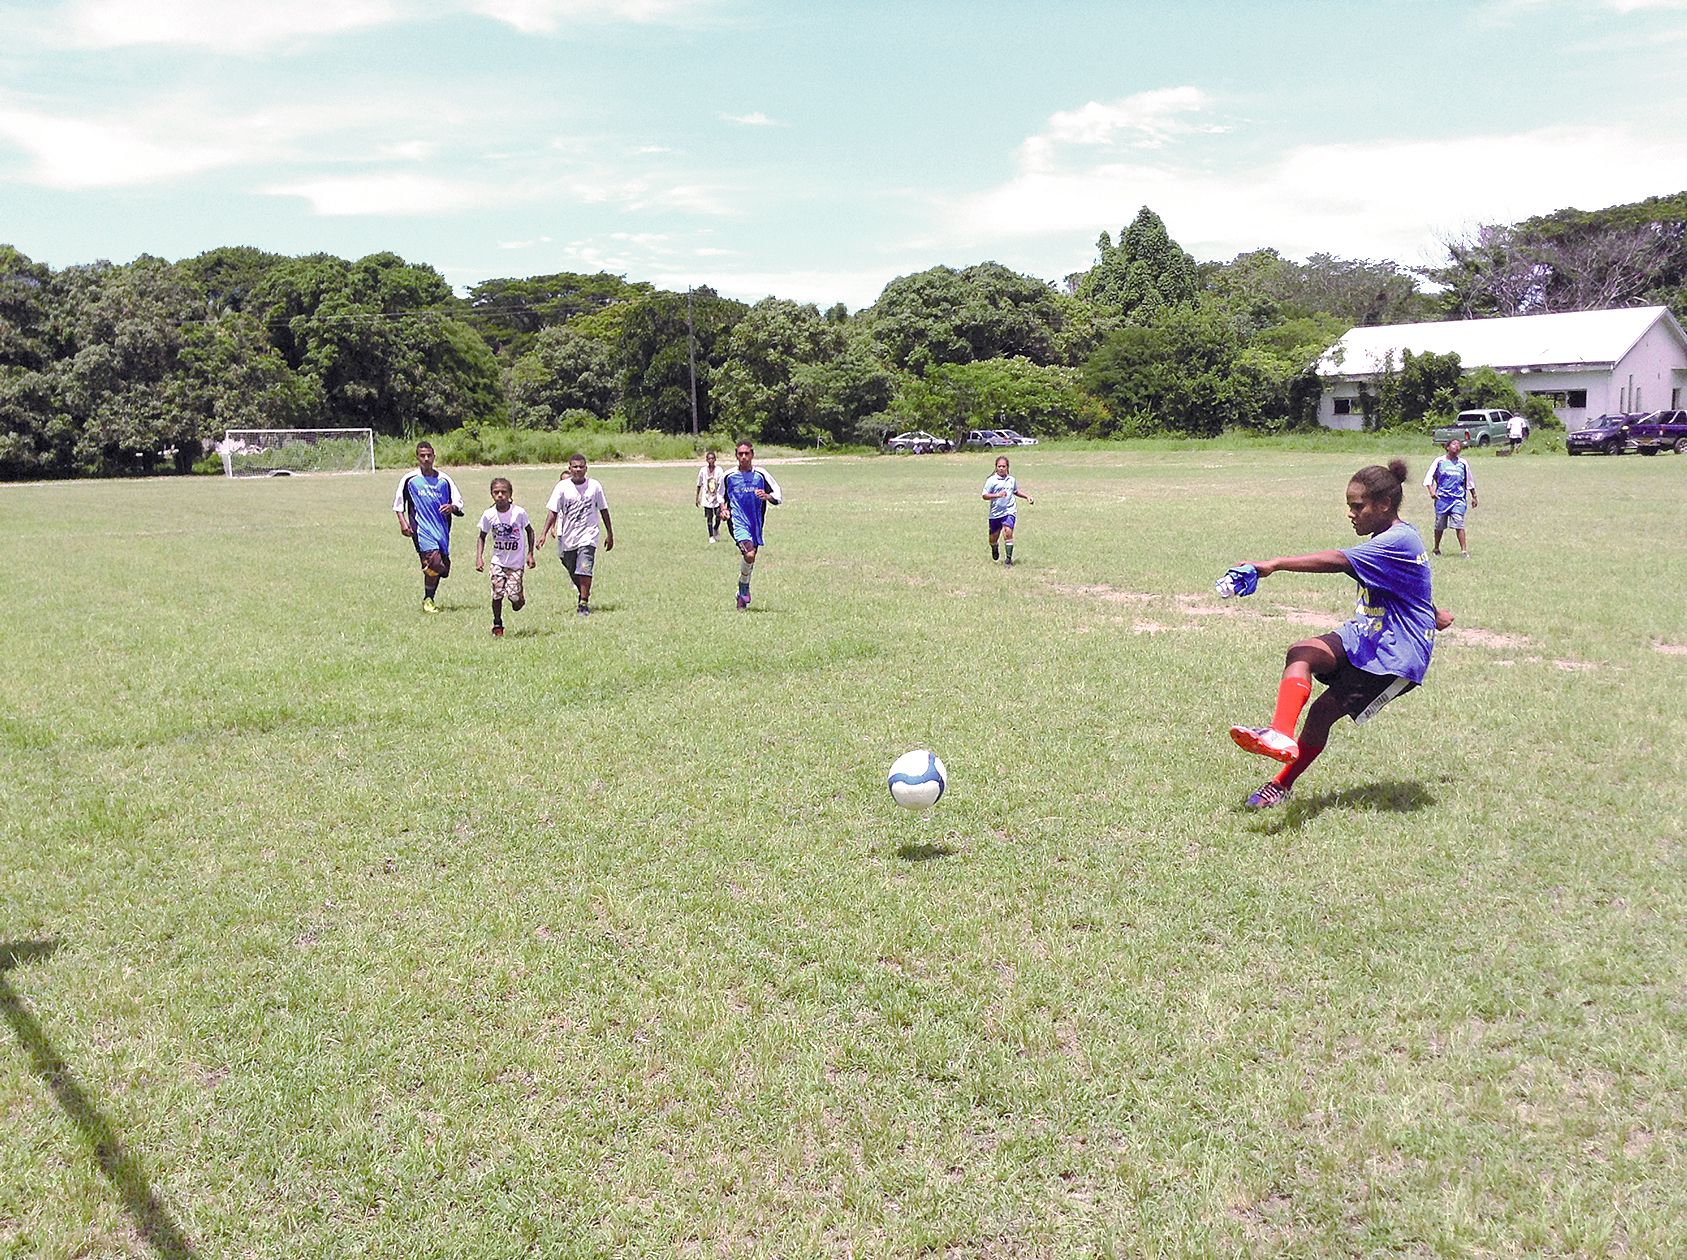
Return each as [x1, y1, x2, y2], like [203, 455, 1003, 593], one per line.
[886, 430, 952, 453]
[1432, 408, 1526, 448]
[964, 429, 1017, 448]
[995, 429, 1039, 446]
[1630, 409, 1687, 455]
[1567, 413, 1648, 456]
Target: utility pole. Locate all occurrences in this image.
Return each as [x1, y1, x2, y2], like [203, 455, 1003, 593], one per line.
[686, 287, 700, 437]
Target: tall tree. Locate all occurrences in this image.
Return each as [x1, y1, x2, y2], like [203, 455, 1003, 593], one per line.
[463, 271, 653, 358]
[1078, 207, 1197, 323]
[864, 262, 1063, 372]
[617, 288, 747, 434]
[508, 325, 620, 425]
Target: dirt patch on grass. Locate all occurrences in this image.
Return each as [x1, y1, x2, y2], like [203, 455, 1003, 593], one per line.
[1049, 581, 1155, 604]
[1654, 642, 1687, 656]
[1445, 627, 1534, 650]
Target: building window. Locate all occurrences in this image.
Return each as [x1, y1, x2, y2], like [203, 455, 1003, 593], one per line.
[1568, 390, 1587, 409]
[1529, 389, 1589, 409]
[1332, 398, 1352, 415]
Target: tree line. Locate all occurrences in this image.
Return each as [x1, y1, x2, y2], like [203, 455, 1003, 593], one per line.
[3, 192, 1682, 479]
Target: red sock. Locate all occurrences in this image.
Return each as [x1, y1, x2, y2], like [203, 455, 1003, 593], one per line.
[1274, 741, 1325, 790]
[1270, 675, 1312, 736]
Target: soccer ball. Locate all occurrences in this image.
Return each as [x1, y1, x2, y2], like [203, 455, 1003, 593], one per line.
[887, 749, 947, 809]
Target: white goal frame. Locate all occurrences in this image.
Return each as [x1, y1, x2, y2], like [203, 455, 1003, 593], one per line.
[220, 428, 376, 478]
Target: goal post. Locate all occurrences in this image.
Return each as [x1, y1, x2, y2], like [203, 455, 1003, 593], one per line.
[219, 429, 376, 478]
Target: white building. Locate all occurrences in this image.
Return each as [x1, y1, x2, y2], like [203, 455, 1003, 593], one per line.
[1315, 306, 1687, 432]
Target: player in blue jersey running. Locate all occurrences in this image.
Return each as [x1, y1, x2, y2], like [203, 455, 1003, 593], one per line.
[393, 441, 465, 612]
[1225, 458, 1455, 809]
[721, 440, 782, 610]
[981, 454, 1034, 564]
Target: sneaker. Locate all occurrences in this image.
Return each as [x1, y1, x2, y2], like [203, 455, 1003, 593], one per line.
[991, 547, 1000, 561]
[1459, 551, 1470, 560]
[421, 598, 439, 614]
[1004, 557, 1013, 567]
[709, 536, 717, 545]
[1246, 782, 1290, 810]
[491, 624, 504, 638]
[576, 604, 590, 618]
[1229, 724, 1300, 763]
[736, 592, 750, 611]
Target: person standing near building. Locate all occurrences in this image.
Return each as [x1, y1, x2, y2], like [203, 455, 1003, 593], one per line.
[1507, 412, 1526, 453]
[536, 454, 614, 618]
[1424, 439, 1477, 558]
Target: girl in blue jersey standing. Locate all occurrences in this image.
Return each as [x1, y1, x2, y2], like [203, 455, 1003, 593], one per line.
[1223, 458, 1455, 809]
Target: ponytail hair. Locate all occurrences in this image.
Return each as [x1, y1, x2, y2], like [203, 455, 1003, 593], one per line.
[1351, 458, 1409, 513]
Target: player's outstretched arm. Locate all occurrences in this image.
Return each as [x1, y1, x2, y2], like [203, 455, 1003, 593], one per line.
[525, 524, 537, 567]
[475, 531, 487, 571]
[535, 511, 557, 550]
[396, 510, 413, 537]
[600, 508, 614, 551]
[1248, 550, 1354, 578]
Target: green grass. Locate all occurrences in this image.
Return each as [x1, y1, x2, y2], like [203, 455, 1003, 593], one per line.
[2, 447, 1684, 1256]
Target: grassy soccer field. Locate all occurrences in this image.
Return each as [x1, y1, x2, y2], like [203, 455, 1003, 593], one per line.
[2, 447, 1684, 1257]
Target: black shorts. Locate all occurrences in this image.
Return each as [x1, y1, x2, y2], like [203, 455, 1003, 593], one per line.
[1312, 632, 1416, 726]
[415, 546, 450, 578]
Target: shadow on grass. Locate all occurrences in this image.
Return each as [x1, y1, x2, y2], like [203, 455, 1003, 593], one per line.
[896, 840, 958, 862]
[1254, 779, 1436, 831]
[0, 939, 196, 1259]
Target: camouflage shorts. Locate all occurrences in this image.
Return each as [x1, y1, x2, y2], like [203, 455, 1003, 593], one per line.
[489, 564, 525, 601]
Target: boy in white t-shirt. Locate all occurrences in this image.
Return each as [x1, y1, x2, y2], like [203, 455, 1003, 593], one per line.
[475, 477, 535, 638]
[695, 450, 726, 544]
[536, 453, 615, 618]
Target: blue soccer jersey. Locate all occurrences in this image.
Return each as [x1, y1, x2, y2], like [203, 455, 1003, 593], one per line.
[394, 470, 462, 553]
[983, 473, 1017, 520]
[724, 468, 782, 547]
[1338, 521, 1437, 684]
[1426, 457, 1473, 513]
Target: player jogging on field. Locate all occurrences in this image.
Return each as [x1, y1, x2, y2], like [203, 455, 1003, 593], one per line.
[696, 449, 726, 544]
[721, 440, 782, 610]
[1221, 458, 1454, 809]
[536, 454, 614, 618]
[981, 454, 1034, 564]
[393, 441, 464, 612]
[1424, 439, 1477, 558]
[475, 476, 536, 638]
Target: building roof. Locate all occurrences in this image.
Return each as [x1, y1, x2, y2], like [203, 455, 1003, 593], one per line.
[1316, 306, 1686, 378]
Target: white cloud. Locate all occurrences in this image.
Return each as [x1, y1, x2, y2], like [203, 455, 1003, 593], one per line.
[0, 104, 239, 187]
[953, 120, 1687, 273]
[497, 235, 553, 248]
[1019, 87, 1224, 171]
[468, 0, 713, 32]
[720, 111, 778, 127]
[265, 173, 501, 215]
[57, 0, 400, 51]
[633, 144, 674, 155]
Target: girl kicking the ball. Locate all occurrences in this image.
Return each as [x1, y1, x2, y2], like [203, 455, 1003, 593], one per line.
[1225, 458, 1454, 809]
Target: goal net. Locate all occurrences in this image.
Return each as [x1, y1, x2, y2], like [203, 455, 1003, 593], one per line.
[219, 429, 376, 478]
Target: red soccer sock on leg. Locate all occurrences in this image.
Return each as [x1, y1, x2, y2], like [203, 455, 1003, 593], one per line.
[1270, 676, 1312, 737]
[1274, 741, 1325, 791]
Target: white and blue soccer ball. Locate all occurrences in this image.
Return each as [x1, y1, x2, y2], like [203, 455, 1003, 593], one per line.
[888, 749, 947, 810]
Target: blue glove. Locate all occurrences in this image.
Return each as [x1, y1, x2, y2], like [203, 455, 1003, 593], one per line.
[1215, 564, 1258, 599]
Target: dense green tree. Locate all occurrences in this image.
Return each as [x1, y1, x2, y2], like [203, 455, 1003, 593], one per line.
[893, 356, 1105, 445]
[1397, 349, 1463, 424]
[463, 271, 653, 358]
[253, 252, 503, 435]
[716, 299, 848, 443]
[864, 262, 1063, 371]
[508, 325, 620, 426]
[1082, 303, 1258, 436]
[0, 245, 53, 370]
[1201, 248, 1430, 328]
[1078, 207, 1197, 323]
[178, 245, 289, 313]
[174, 309, 323, 435]
[617, 288, 747, 434]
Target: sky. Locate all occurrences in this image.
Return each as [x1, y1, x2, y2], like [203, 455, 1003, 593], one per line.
[3, 0, 1687, 310]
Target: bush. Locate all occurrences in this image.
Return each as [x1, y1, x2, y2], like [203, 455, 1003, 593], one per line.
[376, 427, 762, 469]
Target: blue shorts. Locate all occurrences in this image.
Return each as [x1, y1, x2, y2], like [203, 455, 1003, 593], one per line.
[988, 514, 1015, 534]
[732, 521, 763, 548]
[1435, 506, 1466, 530]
